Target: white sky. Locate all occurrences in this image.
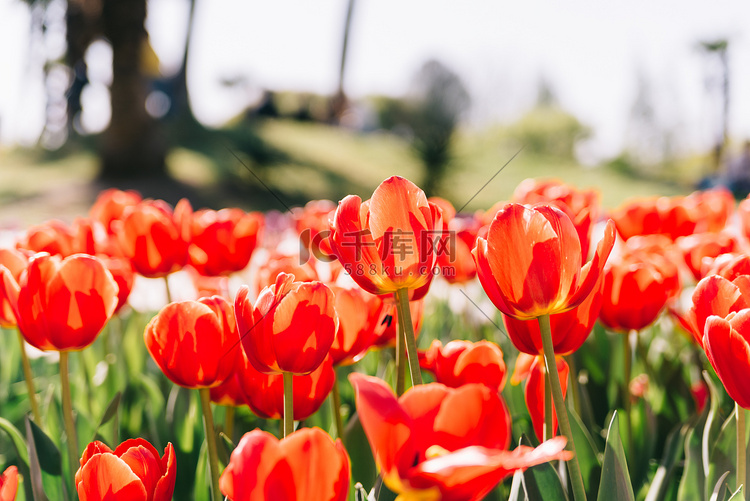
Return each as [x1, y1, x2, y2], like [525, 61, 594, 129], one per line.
[1, 0, 750, 162]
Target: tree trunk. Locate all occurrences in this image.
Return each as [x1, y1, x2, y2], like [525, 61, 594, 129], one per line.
[100, 0, 166, 179]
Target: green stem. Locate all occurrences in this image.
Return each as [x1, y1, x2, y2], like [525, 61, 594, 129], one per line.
[624, 330, 634, 464]
[331, 370, 344, 439]
[224, 406, 234, 442]
[544, 368, 553, 441]
[164, 275, 172, 304]
[60, 352, 79, 490]
[395, 288, 422, 386]
[17, 330, 41, 424]
[199, 388, 222, 501]
[538, 314, 586, 501]
[283, 372, 294, 437]
[395, 316, 406, 396]
[738, 402, 746, 494]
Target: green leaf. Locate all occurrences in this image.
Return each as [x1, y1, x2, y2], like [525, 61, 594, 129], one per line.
[677, 410, 709, 501]
[706, 412, 737, 500]
[344, 412, 378, 492]
[217, 432, 235, 467]
[520, 435, 568, 500]
[567, 405, 601, 496]
[644, 423, 687, 501]
[0, 416, 30, 467]
[194, 440, 209, 501]
[96, 392, 121, 430]
[24, 417, 49, 501]
[26, 418, 61, 476]
[167, 386, 198, 453]
[704, 370, 729, 477]
[597, 412, 635, 501]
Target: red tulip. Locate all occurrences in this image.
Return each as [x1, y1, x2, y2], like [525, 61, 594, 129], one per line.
[676, 232, 740, 281]
[219, 427, 350, 501]
[473, 203, 615, 320]
[188, 208, 263, 276]
[0, 248, 31, 328]
[16, 217, 101, 258]
[687, 187, 734, 233]
[75, 439, 175, 501]
[89, 188, 143, 234]
[330, 176, 443, 296]
[98, 255, 135, 313]
[429, 197, 481, 284]
[114, 199, 191, 278]
[0, 466, 17, 501]
[512, 354, 570, 442]
[254, 253, 318, 294]
[599, 241, 681, 332]
[293, 199, 337, 261]
[144, 295, 239, 388]
[610, 196, 699, 241]
[703, 309, 750, 409]
[673, 275, 750, 347]
[235, 351, 335, 420]
[502, 274, 603, 355]
[351, 373, 570, 501]
[1, 253, 118, 351]
[512, 178, 600, 261]
[419, 340, 507, 391]
[329, 285, 382, 365]
[705, 253, 750, 281]
[235, 273, 337, 375]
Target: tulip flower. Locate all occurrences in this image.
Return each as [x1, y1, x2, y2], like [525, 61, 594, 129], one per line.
[254, 253, 319, 293]
[687, 186, 734, 233]
[419, 340, 507, 392]
[89, 188, 143, 234]
[188, 208, 263, 276]
[293, 199, 337, 261]
[599, 242, 681, 333]
[330, 175, 443, 296]
[676, 232, 740, 281]
[114, 198, 191, 279]
[473, 203, 615, 320]
[0, 466, 17, 501]
[219, 427, 350, 501]
[144, 295, 239, 389]
[75, 439, 176, 501]
[429, 197, 481, 284]
[673, 275, 750, 348]
[610, 195, 700, 241]
[351, 373, 570, 501]
[705, 252, 750, 281]
[512, 178, 600, 261]
[235, 273, 337, 375]
[703, 308, 750, 492]
[512, 354, 570, 442]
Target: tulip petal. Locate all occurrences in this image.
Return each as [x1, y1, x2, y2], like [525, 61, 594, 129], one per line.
[704, 313, 750, 409]
[77, 454, 148, 501]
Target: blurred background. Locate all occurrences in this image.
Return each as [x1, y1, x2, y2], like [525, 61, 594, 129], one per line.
[0, 0, 749, 224]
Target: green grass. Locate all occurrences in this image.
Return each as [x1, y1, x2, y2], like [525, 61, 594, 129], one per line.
[0, 119, 701, 226]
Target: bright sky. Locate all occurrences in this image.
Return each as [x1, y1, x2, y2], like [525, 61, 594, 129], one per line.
[1, 0, 750, 162]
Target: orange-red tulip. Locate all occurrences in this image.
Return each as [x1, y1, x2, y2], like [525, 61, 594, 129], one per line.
[0, 466, 17, 501]
[0, 248, 31, 328]
[502, 275, 603, 355]
[330, 176, 443, 296]
[114, 199, 191, 278]
[219, 427, 350, 501]
[188, 208, 263, 276]
[512, 178, 600, 261]
[474, 203, 615, 320]
[293, 199, 337, 261]
[235, 351, 335, 420]
[1, 253, 118, 351]
[419, 340, 507, 391]
[676, 232, 740, 281]
[703, 309, 750, 409]
[98, 255, 135, 313]
[429, 197, 481, 284]
[599, 242, 681, 332]
[673, 275, 750, 347]
[351, 373, 570, 501]
[512, 354, 570, 442]
[16, 217, 101, 258]
[610, 196, 700, 241]
[89, 188, 143, 234]
[687, 187, 734, 233]
[75, 439, 175, 501]
[144, 295, 239, 388]
[706, 253, 750, 281]
[235, 273, 337, 375]
[329, 285, 382, 365]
